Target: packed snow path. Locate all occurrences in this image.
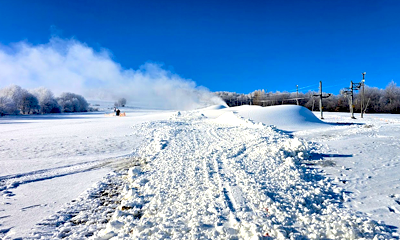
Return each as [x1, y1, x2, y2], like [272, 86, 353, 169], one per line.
[89, 111, 394, 239]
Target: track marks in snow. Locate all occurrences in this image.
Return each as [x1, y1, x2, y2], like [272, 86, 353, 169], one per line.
[0, 156, 135, 193]
[27, 157, 146, 239]
[95, 111, 396, 239]
[20, 111, 397, 239]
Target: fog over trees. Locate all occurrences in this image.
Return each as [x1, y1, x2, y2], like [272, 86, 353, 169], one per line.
[0, 85, 90, 116]
[114, 98, 127, 108]
[2, 81, 400, 116]
[216, 81, 400, 114]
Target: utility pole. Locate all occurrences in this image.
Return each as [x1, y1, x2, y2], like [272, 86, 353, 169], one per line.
[296, 85, 299, 105]
[350, 81, 355, 119]
[313, 81, 331, 119]
[361, 72, 366, 118]
[343, 80, 362, 119]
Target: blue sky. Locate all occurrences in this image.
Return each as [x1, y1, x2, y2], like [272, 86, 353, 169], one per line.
[1, 0, 400, 94]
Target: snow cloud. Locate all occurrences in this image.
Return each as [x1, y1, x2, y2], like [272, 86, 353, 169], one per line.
[0, 37, 225, 110]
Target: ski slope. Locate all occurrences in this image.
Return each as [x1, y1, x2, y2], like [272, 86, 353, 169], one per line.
[1, 104, 399, 239]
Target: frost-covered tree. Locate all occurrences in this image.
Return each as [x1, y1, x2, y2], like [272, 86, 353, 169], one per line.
[20, 92, 39, 114]
[252, 90, 265, 106]
[215, 91, 253, 107]
[382, 81, 400, 113]
[0, 85, 92, 115]
[215, 80, 400, 113]
[0, 85, 33, 114]
[355, 86, 381, 113]
[30, 87, 61, 113]
[0, 85, 25, 114]
[0, 95, 17, 115]
[56, 92, 89, 112]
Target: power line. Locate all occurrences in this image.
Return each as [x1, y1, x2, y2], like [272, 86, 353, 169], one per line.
[322, 83, 348, 90]
[289, 83, 319, 92]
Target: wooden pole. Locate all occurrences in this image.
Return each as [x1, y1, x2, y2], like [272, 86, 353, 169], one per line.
[361, 72, 366, 118]
[319, 81, 323, 119]
[350, 81, 355, 119]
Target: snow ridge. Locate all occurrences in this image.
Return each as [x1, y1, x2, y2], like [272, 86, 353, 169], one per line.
[91, 111, 394, 239]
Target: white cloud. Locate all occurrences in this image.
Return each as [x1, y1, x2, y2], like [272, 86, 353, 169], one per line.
[0, 37, 225, 110]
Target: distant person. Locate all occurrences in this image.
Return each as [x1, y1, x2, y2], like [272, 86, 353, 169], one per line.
[116, 108, 120, 116]
[114, 107, 116, 112]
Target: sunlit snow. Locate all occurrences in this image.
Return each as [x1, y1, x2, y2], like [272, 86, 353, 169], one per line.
[0, 103, 399, 239]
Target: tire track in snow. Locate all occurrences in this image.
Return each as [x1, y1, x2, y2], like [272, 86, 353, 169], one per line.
[0, 155, 134, 193]
[205, 127, 253, 219]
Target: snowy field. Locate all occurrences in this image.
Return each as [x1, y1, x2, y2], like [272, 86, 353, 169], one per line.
[0, 104, 399, 239]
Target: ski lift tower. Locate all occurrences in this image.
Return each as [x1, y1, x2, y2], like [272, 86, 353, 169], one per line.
[343, 80, 362, 119]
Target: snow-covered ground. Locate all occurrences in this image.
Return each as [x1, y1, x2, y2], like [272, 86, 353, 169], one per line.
[0, 104, 399, 239]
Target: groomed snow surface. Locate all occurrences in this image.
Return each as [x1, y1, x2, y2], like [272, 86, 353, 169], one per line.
[1, 104, 399, 239]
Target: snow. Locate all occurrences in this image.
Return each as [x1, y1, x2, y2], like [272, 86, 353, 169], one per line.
[295, 112, 400, 232]
[1, 104, 399, 239]
[0, 107, 174, 238]
[228, 105, 332, 131]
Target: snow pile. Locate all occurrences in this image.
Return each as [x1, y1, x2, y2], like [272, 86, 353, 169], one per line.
[87, 111, 394, 239]
[201, 104, 229, 111]
[231, 105, 331, 131]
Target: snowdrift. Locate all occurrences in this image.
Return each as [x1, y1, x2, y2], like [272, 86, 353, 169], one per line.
[236, 105, 329, 131]
[201, 104, 228, 111]
[202, 105, 331, 132]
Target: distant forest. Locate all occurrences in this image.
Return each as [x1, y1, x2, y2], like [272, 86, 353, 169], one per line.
[216, 81, 400, 114]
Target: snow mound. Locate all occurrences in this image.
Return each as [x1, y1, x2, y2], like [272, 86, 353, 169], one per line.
[201, 104, 228, 110]
[232, 105, 330, 131]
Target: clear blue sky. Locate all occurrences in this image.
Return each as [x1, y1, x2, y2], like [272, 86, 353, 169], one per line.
[1, 0, 400, 94]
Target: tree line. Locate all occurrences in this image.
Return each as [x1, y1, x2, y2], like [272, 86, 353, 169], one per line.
[0, 85, 91, 116]
[216, 81, 400, 114]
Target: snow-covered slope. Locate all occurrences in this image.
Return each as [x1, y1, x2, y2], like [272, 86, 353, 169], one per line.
[1, 105, 399, 239]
